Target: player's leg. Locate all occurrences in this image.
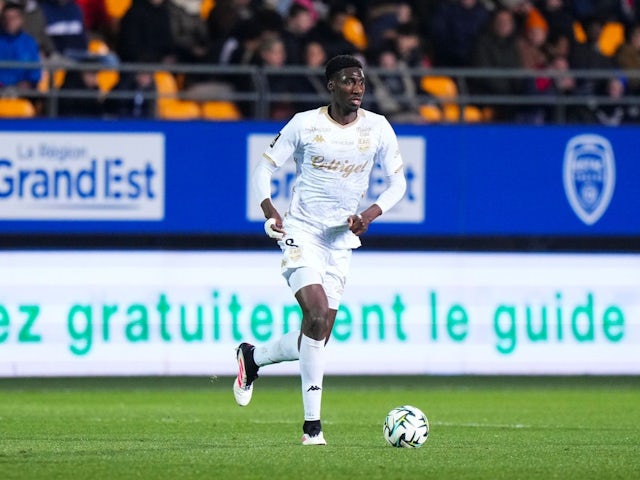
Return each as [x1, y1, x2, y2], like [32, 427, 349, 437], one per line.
[296, 247, 350, 444]
[295, 282, 331, 445]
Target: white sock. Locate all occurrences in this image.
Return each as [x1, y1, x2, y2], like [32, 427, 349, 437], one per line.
[299, 334, 325, 421]
[253, 330, 300, 367]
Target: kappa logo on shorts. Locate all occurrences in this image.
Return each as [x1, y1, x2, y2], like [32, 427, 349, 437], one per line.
[563, 134, 616, 225]
[284, 238, 302, 262]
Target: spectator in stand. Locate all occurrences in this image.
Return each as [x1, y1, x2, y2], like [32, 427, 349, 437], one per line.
[523, 54, 577, 123]
[471, 8, 524, 121]
[292, 39, 328, 111]
[517, 9, 550, 75]
[166, 0, 216, 90]
[430, 0, 490, 67]
[572, 0, 633, 24]
[516, 9, 553, 122]
[367, 43, 424, 123]
[365, 0, 413, 53]
[537, 0, 576, 41]
[544, 29, 572, 59]
[615, 22, 640, 94]
[218, 17, 262, 65]
[106, 66, 157, 118]
[281, 3, 316, 65]
[219, 7, 283, 65]
[309, 4, 359, 59]
[569, 16, 616, 97]
[116, 0, 176, 64]
[220, 13, 282, 117]
[207, 0, 254, 58]
[57, 56, 105, 116]
[393, 21, 432, 68]
[257, 35, 296, 119]
[0, 1, 41, 89]
[17, 0, 56, 57]
[168, 0, 212, 65]
[75, 0, 112, 42]
[587, 75, 640, 124]
[273, 0, 322, 20]
[39, 0, 89, 60]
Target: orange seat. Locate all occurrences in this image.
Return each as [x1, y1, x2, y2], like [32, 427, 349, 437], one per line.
[418, 104, 443, 122]
[158, 99, 202, 120]
[343, 15, 368, 50]
[154, 71, 201, 120]
[201, 0, 216, 20]
[443, 104, 484, 122]
[38, 68, 66, 92]
[201, 101, 241, 120]
[573, 21, 625, 56]
[599, 22, 624, 56]
[87, 39, 120, 93]
[573, 21, 586, 42]
[421, 76, 458, 100]
[0, 98, 36, 118]
[421, 76, 484, 123]
[105, 0, 132, 19]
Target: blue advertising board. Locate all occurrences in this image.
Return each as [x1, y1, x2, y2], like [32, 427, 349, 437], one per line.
[0, 119, 638, 236]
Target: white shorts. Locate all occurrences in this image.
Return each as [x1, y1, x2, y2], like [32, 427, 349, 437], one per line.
[279, 226, 352, 310]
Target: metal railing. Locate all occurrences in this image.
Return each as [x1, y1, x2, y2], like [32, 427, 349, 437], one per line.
[1, 60, 640, 124]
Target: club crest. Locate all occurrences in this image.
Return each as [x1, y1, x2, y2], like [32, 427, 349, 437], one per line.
[563, 134, 615, 225]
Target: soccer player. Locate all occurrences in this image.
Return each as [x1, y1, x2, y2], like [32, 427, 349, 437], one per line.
[234, 54, 407, 445]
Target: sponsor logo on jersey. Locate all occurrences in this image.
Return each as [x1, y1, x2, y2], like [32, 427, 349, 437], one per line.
[310, 156, 368, 177]
[563, 134, 615, 225]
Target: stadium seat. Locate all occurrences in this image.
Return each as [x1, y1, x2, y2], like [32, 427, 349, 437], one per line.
[420, 76, 483, 123]
[343, 15, 368, 50]
[418, 104, 443, 122]
[421, 76, 458, 100]
[201, 101, 242, 120]
[573, 21, 586, 42]
[573, 21, 624, 56]
[88, 39, 120, 93]
[201, 0, 215, 19]
[599, 22, 624, 56]
[0, 98, 36, 118]
[105, 0, 132, 19]
[154, 71, 201, 120]
[37, 68, 66, 92]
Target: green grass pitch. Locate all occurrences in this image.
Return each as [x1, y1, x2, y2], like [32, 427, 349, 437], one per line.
[1, 375, 639, 480]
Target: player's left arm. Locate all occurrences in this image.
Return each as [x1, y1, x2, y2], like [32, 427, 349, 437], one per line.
[348, 167, 406, 235]
[349, 122, 407, 236]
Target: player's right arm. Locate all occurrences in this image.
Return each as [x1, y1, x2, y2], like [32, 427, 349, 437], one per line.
[251, 113, 303, 239]
[251, 157, 285, 239]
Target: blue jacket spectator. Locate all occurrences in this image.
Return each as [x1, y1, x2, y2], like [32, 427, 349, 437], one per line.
[0, 2, 41, 88]
[39, 0, 88, 58]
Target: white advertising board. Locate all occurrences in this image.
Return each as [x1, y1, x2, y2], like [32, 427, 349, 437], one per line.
[0, 251, 638, 376]
[0, 132, 164, 220]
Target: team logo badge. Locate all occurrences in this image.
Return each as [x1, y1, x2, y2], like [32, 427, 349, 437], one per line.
[357, 136, 370, 152]
[563, 134, 615, 225]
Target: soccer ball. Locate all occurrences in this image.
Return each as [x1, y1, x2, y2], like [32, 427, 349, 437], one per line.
[383, 405, 429, 448]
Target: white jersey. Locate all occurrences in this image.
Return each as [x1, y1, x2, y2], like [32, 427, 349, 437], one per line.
[263, 106, 403, 248]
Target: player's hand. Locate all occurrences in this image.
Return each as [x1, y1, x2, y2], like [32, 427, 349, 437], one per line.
[348, 213, 369, 236]
[264, 218, 285, 240]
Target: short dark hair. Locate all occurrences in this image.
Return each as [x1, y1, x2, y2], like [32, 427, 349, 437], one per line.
[2, 1, 25, 14]
[324, 55, 363, 82]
